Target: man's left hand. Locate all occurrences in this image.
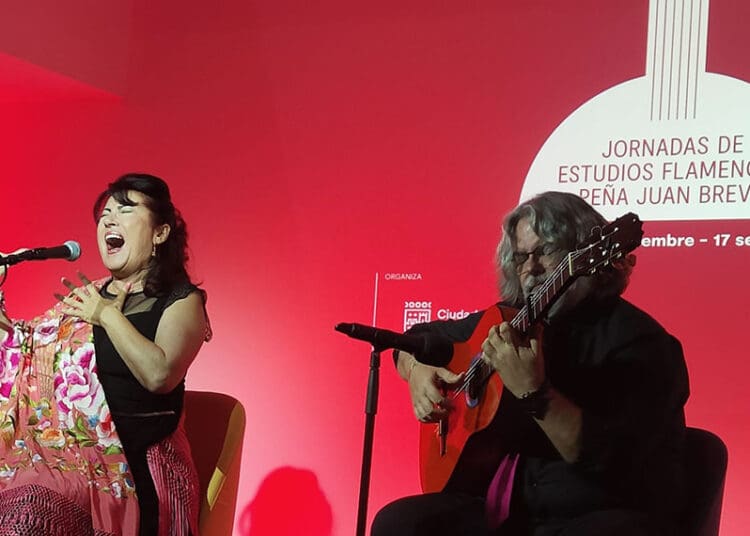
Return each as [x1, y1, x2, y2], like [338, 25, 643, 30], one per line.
[481, 321, 545, 398]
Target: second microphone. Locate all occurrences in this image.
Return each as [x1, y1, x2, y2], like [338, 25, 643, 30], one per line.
[335, 322, 454, 366]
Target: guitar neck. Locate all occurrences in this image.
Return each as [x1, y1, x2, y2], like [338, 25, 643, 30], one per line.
[509, 255, 575, 335]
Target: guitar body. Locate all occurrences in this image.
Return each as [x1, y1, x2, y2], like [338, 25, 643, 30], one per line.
[419, 305, 514, 494]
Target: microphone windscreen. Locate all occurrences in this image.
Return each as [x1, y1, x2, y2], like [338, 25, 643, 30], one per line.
[65, 240, 82, 261]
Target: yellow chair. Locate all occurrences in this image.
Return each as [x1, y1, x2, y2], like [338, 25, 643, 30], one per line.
[184, 390, 246, 536]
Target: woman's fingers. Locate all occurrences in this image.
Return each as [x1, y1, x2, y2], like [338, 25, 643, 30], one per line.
[77, 271, 93, 286]
[77, 272, 97, 296]
[60, 275, 94, 301]
[61, 278, 77, 292]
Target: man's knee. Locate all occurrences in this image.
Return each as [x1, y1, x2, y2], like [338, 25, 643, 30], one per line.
[371, 497, 422, 536]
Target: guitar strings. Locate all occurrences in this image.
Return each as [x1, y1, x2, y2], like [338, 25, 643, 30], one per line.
[441, 223, 632, 413]
[453, 248, 589, 397]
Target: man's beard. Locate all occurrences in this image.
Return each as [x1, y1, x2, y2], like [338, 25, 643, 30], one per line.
[523, 275, 592, 319]
[522, 275, 546, 299]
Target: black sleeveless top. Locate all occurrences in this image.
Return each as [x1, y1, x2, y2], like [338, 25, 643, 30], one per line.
[92, 281, 204, 535]
[93, 283, 199, 451]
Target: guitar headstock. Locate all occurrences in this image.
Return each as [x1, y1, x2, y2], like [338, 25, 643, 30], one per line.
[568, 212, 643, 277]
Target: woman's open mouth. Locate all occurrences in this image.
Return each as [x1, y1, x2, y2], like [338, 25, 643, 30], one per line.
[105, 232, 125, 254]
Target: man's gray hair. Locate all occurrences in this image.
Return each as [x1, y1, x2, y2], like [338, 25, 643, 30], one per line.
[496, 191, 635, 306]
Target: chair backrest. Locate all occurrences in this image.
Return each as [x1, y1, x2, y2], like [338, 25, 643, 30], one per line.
[681, 427, 728, 536]
[184, 390, 246, 536]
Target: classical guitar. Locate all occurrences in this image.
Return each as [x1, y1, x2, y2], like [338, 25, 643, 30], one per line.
[419, 212, 644, 494]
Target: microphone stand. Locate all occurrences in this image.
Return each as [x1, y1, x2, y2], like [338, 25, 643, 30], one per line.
[0, 250, 48, 266]
[335, 322, 452, 535]
[356, 345, 382, 536]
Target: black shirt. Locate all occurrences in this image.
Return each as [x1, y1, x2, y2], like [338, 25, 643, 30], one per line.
[401, 295, 689, 528]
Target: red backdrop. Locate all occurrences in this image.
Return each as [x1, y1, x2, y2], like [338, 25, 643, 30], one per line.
[1, 1, 747, 534]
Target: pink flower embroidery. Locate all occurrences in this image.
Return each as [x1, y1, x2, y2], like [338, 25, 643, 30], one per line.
[96, 405, 120, 448]
[54, 342, 106, 430]
[33, 317, 61, 346]
[0, 327, 23, 402]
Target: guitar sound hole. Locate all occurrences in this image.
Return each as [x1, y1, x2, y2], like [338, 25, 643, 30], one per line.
[464, 354, 487, 408]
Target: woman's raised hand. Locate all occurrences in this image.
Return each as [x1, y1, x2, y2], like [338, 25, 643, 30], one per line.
[57, 272, 129, 326]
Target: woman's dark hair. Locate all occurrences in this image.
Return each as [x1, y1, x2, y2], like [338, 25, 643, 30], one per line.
[93, 173, 192, 296]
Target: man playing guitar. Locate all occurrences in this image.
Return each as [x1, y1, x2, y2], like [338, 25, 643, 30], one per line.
[372, 191, 688, 536]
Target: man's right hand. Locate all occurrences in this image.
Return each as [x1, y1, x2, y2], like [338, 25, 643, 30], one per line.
[407, 360, 463, 423]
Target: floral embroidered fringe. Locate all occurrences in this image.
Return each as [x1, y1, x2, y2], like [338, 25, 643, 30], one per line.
[0, 300, 199, 535]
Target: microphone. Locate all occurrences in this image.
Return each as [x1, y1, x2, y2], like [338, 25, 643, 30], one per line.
[0, 240, 81, 267]
[335, 322, 453, 366]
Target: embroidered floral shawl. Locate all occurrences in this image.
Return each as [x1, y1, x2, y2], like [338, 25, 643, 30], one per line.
[0, 301, 139, 534]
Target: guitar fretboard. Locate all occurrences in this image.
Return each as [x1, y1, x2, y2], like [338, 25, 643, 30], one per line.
[458, 252, 576, 395]
[511, 254, 573, 334]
